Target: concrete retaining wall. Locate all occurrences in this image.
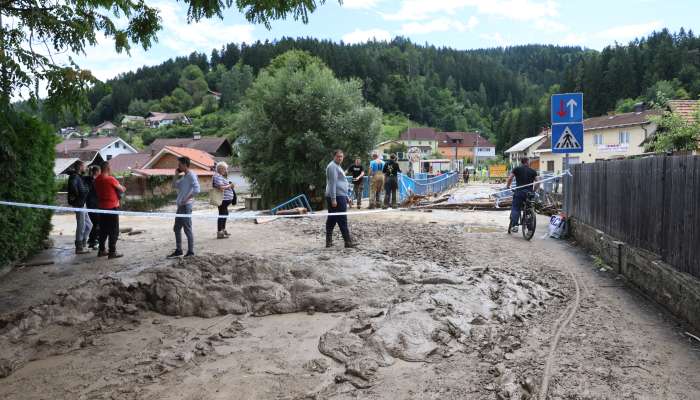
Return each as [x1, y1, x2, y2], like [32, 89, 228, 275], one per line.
[571, 219, 700, 332]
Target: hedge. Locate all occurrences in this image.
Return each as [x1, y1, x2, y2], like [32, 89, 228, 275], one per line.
[0, 109, 57, 267]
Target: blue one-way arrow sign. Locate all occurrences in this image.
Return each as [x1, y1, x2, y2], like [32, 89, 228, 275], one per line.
[551, 93, 583, 125]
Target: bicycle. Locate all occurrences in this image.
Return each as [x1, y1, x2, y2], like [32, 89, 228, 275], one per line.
[508, 191, 538, 241]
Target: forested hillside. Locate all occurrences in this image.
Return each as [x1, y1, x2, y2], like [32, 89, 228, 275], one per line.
[35, 29, 700, 151]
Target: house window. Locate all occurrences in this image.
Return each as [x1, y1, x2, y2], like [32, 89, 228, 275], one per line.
[106, 155, 112, 160]
[619, 131, 630, 144]
[114, 141, 120, 148]
[594, 134, 604, 145]
[547, 161, 554, 172]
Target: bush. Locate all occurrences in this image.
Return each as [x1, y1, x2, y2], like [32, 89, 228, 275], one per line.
[0, 109, 57, 267]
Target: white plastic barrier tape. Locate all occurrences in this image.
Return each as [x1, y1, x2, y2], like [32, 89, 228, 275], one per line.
[0, 171, 571, 220]
[445, 171, 572, 205]
[0, 200, 403, 220]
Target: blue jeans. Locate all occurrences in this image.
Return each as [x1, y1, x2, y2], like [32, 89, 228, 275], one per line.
[74, 208, 92, 246]
[174, 204, 194, 253]
[510, 190, 531, 226]
[326, 196, 349, 237]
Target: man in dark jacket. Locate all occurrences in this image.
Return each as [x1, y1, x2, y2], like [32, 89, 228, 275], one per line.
[382, 153, 401, 209]
[84, 165, 101, 249]
[68, 160, 92, 254]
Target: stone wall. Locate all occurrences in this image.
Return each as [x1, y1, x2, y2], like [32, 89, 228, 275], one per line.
[570, 219, 700, 332]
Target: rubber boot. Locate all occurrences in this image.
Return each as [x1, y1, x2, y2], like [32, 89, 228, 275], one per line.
[325, 232, 333, 248]
[342, 232, 358, 248]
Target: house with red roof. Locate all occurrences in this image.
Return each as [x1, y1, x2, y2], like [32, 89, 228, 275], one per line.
[132, 146, 216, 190]
[436, 131, 496, 162]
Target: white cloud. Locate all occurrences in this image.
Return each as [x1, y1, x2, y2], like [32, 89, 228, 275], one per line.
[558, 33, 586, 46]
[399, 16, 479, 35]
[534, 18, 568, 33]
[154, 2, 255, 53]
[342, 0, 381, 9]
[342, 28, 391, 44]
[382, 0, 559, 22]
[596, 20, 663, 42]
[480, 32, 509, 47]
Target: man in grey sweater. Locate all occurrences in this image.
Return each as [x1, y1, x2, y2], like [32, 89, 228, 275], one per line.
[168, 156, 200, 258]
[325, 149, 357, 248]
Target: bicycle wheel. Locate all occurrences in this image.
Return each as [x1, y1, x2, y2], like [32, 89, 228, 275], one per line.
[521, 207, 536, 241]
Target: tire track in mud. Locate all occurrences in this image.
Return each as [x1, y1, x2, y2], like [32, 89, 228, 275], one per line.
[538, 268, 582, 400]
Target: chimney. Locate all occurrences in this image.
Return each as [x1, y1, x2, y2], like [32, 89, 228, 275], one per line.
[193, 132, 201, 140]
[80, 138, 89, 148]
[633, 102, 646, 113]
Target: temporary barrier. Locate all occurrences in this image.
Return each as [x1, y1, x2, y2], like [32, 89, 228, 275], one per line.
[398, 172, 460, 201]
[270, 194, 312, 215]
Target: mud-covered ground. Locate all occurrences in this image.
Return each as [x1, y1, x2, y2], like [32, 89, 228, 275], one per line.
[0, 194, 699, 399]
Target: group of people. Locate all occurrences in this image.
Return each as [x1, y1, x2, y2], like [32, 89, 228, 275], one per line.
[324, 150, 402, 249]
[68, 156, 237, 259]
[343, 152, 402, 211]
[67, 160, 125, 258]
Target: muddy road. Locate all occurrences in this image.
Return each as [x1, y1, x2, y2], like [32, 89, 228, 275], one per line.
[0, 202, 698, 399]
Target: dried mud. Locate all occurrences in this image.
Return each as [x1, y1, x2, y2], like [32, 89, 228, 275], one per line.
[1, 212, 698, 400]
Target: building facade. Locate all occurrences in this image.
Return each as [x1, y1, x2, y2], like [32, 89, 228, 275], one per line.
[535, 109, 660, 174]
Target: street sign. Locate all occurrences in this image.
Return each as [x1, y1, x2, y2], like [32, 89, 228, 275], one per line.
[552, 123, 584, 153]
[551, 93, 583, 125]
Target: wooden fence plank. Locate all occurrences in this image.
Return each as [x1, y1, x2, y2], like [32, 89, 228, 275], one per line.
[569, 156, 699, 279]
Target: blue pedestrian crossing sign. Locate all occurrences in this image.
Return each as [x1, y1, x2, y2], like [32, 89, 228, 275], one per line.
[551, 93, 583, 125]
[552, 124, 584, 153]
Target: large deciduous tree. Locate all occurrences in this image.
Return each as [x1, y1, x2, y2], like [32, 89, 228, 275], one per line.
[237, 50, 382, 205]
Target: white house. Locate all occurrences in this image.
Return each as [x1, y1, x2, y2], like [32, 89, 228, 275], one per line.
[55, 137, 138, 162]
[504, 135, 547, 167]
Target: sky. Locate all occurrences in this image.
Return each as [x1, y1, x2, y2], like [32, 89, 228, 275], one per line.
[68, 0, 700, 81]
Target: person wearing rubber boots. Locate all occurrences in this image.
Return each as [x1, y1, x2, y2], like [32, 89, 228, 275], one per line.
[325, 149, 357, 248]
[368, 153, 384, 209]
[346, 157, 365, 209]
[382, 153, 401, 209]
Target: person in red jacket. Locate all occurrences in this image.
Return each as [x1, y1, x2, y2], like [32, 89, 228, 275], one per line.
[94, 161, 126, 259]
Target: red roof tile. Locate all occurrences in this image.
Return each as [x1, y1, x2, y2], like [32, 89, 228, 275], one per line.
[584, 109, 661, 131]
[400, 128, 438, 141]
[436, 132, 495, 148]
[148, 137, 231, 155]
[56, 137, 122, 154]
[132, 168, 215, 177]
[144, 146, 216, 170]
[667, 100, 699, 123]
[109, 153, 152, 173]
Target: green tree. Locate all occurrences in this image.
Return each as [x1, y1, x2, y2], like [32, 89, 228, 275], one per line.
[220, 63, 254, 110]
[127, 98, 150, 116]
[160, 88, 194, 112]
[201, 95, 220, 114]
[387, 142, 408, 154]
[237, 50, 382, 204]
[647, 110, 700, 152]
[179, 65, 209, 105]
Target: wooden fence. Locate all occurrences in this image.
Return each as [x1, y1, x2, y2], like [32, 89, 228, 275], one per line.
[564, 155, 700, 279]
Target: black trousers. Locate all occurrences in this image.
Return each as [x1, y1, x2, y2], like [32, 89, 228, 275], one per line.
[87, 212, 100, 246]
[325, 196, 349, 237]
[218, 199, 232, 231]
[384, 176, 398, 208]
[98, 209, 119, 253]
